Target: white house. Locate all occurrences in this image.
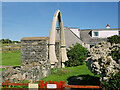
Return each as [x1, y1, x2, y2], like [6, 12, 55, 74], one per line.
[92, 24, 120, 38]
[56, 24, 120, 50]
[70, 28, 80, 38]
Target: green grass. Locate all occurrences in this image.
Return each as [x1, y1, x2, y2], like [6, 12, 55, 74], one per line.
[1, 49, 99, 84]
[0, 68, 5, 71]
[42, 64, 98, 83]
[2, 43, 13, 47]
[1, 50, 21, 66]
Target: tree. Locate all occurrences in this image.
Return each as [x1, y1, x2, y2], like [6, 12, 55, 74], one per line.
[102, 72, 120, 89]
[12, 41, 20, 43]
[65, 43, 88, 67]
[0, 39, 20, 44]
[2, 39, 12, 43]
[107, 35, 120, 44]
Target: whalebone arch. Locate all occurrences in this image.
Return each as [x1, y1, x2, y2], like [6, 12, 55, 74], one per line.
[49, 9, 68, 68]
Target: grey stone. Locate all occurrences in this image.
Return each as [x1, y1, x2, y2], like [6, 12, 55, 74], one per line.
[87, 41, 120, 81]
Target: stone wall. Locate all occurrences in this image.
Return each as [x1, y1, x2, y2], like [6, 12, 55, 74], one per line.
[20, 37, 51, 80]
[21, 37, 61, 67]
[2, 62, 51, 82]
[2, 37, 65, 82]
[21, 37, 49, 64]
[55, 40, 61, 68]
[86, 41, 120, 81]
[2, 37, 51, 83]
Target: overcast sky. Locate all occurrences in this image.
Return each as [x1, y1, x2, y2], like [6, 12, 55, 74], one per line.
[2, 2, 119, 41]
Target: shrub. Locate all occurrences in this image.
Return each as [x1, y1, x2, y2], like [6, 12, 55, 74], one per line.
[106, 35, 120, 64]
[107, 35, 120, 44]
[65, 43, 88, 67]
[111, 48, 120, 64]
[101, 72, 120, 89]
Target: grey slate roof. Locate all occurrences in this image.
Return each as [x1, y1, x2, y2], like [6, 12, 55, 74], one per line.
[80, 29, 117, 45]
[56, 28, 83, 48]
[80, 30, 92, 44]
[81, 28, 120, 31]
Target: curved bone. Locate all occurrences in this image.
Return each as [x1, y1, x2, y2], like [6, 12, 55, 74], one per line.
[49, 9, 68, 68]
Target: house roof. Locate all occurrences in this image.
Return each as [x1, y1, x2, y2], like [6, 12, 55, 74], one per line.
[106, 24, 110, 27]
[56, 28, 83, 48]
[81, 28, 120, 31]
[56, 27, 119, 46]
[56, 27, 80, 30]
[80, 30, 108, 45]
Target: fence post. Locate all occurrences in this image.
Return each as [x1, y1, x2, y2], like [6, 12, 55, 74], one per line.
[49, 81, 51, 84]
[52, 81, 56, 90]
[5, 80, 9, 88]
[56, 82, 59, 90]
[41, 81, 44, 90]
[32, 80, 35, 83]
[59, 81, 62, 89]
[60, 81, 65, 90]
[39, 81, 42, 89]
[53, 81, 55, 84]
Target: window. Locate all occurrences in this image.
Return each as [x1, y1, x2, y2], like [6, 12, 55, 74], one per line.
[119, 31, 120, 35]
[94, 32, 99, 36]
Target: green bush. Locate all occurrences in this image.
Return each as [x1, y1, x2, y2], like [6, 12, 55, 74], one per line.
[102, 72, 120, 89]
[111, 48, 120, 64]
[107, 35, 120, 64]
[107, 35, 120, 44]
[65, 43, 88, 67]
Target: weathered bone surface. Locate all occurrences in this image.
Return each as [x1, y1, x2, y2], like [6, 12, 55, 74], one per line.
[49, 9, 68, 68]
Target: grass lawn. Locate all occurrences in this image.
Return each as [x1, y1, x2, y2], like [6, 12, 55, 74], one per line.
[42, 64, 99, 83]
[1, 50, 21, 66]
[0, 68, 5, 71]
[1, 49, 100, 85]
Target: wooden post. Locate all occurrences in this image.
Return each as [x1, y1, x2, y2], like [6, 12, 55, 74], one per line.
[49, 81, 51, 84]
[45, 82, 48, 90]
[41, 81, 44, 90]
[32, 80, 35, 83]
[39, 81, 43, 89]
[5, 80, 9, 88]
[53, 81, 55, 84]
[53, 81, 56, 90]
[48, 81, 51, 90]
[59, 81, 62, 89]
[56, 82, 59, 90]
[60, 81, 65, 90]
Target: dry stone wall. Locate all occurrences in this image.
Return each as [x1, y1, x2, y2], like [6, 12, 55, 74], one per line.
[2, 62, 51, 83]
[86, 41, 120, 81]
[2, 37, 51, 83]
[21, 37, 49, 63]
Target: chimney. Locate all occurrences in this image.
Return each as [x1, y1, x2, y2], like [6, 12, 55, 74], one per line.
[106, 24, 110, 29]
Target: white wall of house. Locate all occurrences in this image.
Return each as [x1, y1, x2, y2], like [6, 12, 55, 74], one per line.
[70, 28, 80, 38]
[92, 30, 119, 38]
